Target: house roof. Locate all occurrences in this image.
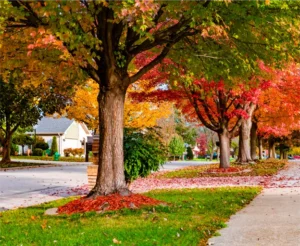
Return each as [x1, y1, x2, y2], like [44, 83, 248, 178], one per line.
[34, 117, 74, 134]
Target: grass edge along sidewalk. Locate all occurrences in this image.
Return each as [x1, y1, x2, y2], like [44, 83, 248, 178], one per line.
[0, 187, 261, 246]
[155, 159, 287, 179]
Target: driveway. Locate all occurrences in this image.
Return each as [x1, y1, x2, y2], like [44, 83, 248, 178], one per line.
[0, 164, 88, 211]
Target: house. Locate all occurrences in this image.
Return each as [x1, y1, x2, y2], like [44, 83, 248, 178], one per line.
[30, 117, 92, 156]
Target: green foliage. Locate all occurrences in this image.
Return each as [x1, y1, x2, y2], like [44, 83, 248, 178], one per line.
[0, 188, 260, 246]
[10, 143, 19, 156]
[50, 136, 58, 156]
[13, 133, 34, 147]
[32, 148, 43, 156]
[35, 142, 49, 151]
[186, 146, 194, 160]
[168, 136, 185, 157]
[124, 128, 167, 183]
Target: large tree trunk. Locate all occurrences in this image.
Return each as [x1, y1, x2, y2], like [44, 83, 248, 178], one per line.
[89, 78, 129, 196]
[218, 129, 231, 168]
[250, 121, 258, 161]
[237, 104, 256, 164]
[268, 138, 276, 158]
[258, 136, 263, 160]
[1, 134, 12, 163]
[237, 118, 252, 164]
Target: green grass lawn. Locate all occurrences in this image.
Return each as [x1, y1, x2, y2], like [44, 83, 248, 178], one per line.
[157, 159, 287, 179]
[0, 162, 51, 169]
[0, 187, 261, 246]
[11, 155, 86, 162]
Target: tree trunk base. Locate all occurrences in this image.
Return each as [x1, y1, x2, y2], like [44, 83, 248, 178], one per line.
[235, 159, 255, 165]
[0, 158, 11, 164]
[87, 187, 132, 198]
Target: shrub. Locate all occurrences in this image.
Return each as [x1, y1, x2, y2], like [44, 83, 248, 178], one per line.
[35, 142, 49, 150]
[71, 148, 84, 157]
[124, 128, 168, 183]
[50, 136, 58, 155]
[33, 148, 43, 156]
[64, 148, 84, 157]
[186, 146, 194, 160]
[64, 148, 72, 157]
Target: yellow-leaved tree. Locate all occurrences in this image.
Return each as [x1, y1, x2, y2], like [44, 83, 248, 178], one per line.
[66, 79, 172, 132]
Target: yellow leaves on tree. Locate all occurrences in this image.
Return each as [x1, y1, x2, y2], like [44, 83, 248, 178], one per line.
[66, 80, 171, 131]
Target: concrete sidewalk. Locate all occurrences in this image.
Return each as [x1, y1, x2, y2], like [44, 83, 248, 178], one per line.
[209, 161, 300, 246]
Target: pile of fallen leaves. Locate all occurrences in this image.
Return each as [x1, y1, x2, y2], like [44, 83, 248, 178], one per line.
[57, 193, 163, 215]
[206, 167, 242, 173]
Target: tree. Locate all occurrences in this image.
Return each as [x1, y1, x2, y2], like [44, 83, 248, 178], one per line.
[5, 0, 300, 194]
[168, 136, 185, 160]
[174, 112, 198, 146]
[186, 146, 194, 160]
[0, 77, 42, 163]
[50, 136, 58, 156]
[65, 79, 171, 132]
[12, 133, 34, 155]
[254, 63, 300, 159]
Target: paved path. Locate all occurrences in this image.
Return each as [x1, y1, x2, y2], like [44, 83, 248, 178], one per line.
[208, 161, 300, 246]
[0, 164, 88, 211]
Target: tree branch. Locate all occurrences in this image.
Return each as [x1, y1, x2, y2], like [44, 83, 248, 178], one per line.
[129, 43, 172, 84]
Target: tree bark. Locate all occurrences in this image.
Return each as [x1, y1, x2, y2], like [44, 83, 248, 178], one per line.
[0, 134, 12, 163]
[237, 118, 253, 164]
[237, 104, 256, 164]
[250, 121, 258, 161]
[268, 138, 276, 158]
[258, 136, 263, 160]
[88, 76, 129, 196]
[218, 129, 231, 168]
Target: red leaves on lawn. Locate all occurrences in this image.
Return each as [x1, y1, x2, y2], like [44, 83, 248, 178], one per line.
[206, 167, 242, 173]
[57, 193, 163, 215]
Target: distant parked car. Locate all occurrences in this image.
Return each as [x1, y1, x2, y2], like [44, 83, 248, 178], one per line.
[293, 155, 300, 159]
[288, 155, 294, 160]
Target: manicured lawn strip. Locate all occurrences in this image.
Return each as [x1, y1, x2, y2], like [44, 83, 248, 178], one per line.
[0, 162, 51, 169]
[157, 159, 287, 179]
[0, 187, 261, 246]
[11, 156, 86, 162]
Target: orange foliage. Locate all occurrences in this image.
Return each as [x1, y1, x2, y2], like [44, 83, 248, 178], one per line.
[66, 80, 171, 130]
[255, 63, 300, 138]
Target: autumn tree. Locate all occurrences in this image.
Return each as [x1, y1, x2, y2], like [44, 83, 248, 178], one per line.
[0, 77, 42, 163]
[12, 131, 34, 156]
[5, 0, 300, 194]
[66, 79, 171, 131]
[168, 135, 185, 161]
[254, 63, 300, 159]
[0, 26, 81, 163]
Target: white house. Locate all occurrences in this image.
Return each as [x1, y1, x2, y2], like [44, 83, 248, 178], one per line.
[30, 117, 92, 156]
